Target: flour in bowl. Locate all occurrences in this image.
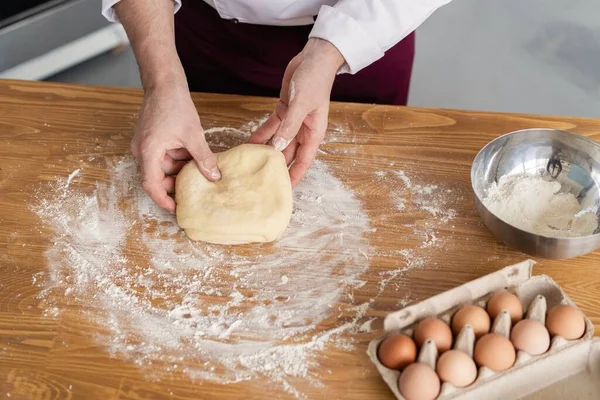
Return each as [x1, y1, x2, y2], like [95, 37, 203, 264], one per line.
[482, 173, 599, 237]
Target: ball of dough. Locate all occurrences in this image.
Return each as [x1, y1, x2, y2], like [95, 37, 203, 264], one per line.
[175, 144, 293, 244]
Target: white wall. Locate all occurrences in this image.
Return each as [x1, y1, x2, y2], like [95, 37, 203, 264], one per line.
[409, 0, 600, 118]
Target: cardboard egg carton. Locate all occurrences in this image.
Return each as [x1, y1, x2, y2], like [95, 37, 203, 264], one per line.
[367, 259, 600, 399]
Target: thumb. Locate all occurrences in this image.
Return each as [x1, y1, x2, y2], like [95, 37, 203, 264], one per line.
[183, 131, 221, 182]
[271, 102, 306, 152]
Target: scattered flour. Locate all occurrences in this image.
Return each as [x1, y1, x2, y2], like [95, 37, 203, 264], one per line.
[30, 119, 465, 397]
[393, 170, 457, 223]
[378, 263, 412, 294]
[244, 114, 270, 134]
[394, 170, 412, 187]
[33, 123, 373, 397]
[320, 122, 358, 155]
[65, 168, 80, 188]
[374, 167, 461, 294]
[420, 229, 440, 249]
[483, 173, 599, 238]
[358, 318, 376, 333]
[393, 196, 406, 211]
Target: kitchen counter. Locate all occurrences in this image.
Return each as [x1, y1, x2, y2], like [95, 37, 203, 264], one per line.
[0, 79, 599, 399]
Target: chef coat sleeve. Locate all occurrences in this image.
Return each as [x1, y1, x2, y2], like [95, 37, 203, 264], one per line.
[102, 0, 182, 22]
[309, 0, 453, 74]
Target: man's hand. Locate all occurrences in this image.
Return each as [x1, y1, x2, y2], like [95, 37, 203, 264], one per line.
[249, 38, 344, 187]
[115, 0, 220, 213]
[131, 85, 219, 213]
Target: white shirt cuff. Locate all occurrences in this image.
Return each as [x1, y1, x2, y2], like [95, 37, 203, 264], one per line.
[308, 5, 384, 75]
[102, 0, 182, 23]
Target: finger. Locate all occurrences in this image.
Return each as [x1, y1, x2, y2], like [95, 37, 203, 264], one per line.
[182, 131, 221, 182]
[163, 176, 175, 194]
[250, 55, 297, 146]
[279, 56, 300, 104]
[249, 101, 287, 145]
[279, 73, 292, 106]
[130, 137, 141, 161]
[162, 154, 187, 175]
[249, 111, 282, 144]
[272, 102, 307, 152]
[141, 148, 176, 213]
[167, 148, 192, 161]
[282, 139, 300, 166]
[271, 56, 308, 151]
[289, 139, 319, 188]
[255, 59, 298, 149]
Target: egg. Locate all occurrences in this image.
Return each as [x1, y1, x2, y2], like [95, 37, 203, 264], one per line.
[436, 349, 478, 388]
[487, 291, 523, 324]
[398, 362, 441, 400]
[413, 317, 453, 353]
[510, 319, 550, 355]
[451, 305, 491, 338]
[377, 333, 417, 370]
[474, 333, 516, 372]
[546, 304, 586, 340]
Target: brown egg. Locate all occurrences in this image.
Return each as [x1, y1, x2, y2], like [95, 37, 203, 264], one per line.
[398, 362, 441, 400]
[451, 305, 491, 338]
[487, 291, 523, 324]
[510, 319, 550, 355]
[436, 349, 478, 388]
[546, 304, 586, 340]
[474, 333, 516, 372]
[377, 333, 417, 370]
[413, 317, 453, 353]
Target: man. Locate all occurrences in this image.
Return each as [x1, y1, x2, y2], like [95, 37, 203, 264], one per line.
[101, 0, 452, 213]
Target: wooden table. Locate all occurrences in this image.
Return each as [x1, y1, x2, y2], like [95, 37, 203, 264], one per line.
[0, 79, 599, 399]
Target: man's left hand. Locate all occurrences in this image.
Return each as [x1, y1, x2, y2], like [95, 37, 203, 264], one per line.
[249, 38, 344, 188]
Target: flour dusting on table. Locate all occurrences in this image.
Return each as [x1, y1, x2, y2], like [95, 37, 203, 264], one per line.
[31, 119, 461, 397]
[33, 124, 374, 397]
[372, 165, 461, 294]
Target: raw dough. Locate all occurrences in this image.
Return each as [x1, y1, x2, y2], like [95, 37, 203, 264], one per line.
[175, 144, 293, 244]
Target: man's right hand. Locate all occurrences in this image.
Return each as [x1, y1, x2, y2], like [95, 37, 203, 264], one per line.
[130, 85, 220, 213]
[114, 0, 220, 213]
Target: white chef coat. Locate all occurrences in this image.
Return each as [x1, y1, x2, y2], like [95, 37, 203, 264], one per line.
[101, 0, 453, 75]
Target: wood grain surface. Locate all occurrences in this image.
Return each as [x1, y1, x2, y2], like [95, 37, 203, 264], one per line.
[0, 79, 599, 400]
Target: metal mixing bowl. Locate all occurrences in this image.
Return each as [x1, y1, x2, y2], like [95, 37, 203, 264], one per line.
[471, 128, 600, 259]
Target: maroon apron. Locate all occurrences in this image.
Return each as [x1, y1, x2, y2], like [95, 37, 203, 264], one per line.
[174, 1, 415, 105]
